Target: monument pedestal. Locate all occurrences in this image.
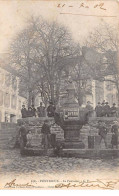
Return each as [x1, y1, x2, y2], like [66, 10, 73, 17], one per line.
[63, 124, 85, 149]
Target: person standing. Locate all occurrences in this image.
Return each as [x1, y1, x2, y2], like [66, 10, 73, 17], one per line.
[97, 120, 108, 148]
[31, 105, 36, 117]
[104, 102, 110, 117]
[41, 119, 51, 149]
[111, 121, 118, 149]
[27, 107, 33, 117]
[37, 102, 45, 117]
[47, 101, 56, 117]
[101, 102, 105, 117]
[110, 103, 117, 117]
[95, 102, 102, 117]
[19, 122, 27, 147]
[21, 105, 27, 118]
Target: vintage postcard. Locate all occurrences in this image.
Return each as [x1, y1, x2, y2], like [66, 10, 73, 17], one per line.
[0, 0, 119, 190]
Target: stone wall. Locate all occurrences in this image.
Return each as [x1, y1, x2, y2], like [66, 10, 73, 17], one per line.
[0, 122, 17, 149]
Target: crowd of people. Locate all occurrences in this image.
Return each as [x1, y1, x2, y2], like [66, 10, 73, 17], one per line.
[21, 100, 118, 119]
[21, 101, 56, 119]
[19, 99, 119, 150]
[96, 120, 118, 149]
[95, 101, 118, 117]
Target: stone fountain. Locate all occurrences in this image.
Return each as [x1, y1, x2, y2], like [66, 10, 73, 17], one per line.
[60, 80, 86, 149]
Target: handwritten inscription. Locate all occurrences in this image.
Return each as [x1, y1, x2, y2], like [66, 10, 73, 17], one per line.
[57, 3, 106, 10]
[4, 179, 35, 188]
[55, 179, 119, 190]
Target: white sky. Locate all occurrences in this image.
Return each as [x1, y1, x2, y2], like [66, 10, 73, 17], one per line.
[0, 0, 118, 53]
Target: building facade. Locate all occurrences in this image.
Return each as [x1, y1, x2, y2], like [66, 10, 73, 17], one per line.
[0, 66, 27, 122]
[85, 77, 118, 108]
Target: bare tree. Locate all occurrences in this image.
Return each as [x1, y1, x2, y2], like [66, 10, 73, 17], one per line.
[31, 17, 79, 104]
[9, 17, 78, 106]
[85, 22, 118, 96]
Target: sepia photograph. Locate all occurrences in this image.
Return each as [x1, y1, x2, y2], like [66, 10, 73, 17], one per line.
[0, 0, 119, 190]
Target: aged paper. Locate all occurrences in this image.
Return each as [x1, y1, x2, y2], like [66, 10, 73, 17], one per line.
[0, 0, 119, 190]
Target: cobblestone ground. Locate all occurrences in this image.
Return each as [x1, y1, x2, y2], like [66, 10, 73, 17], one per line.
[0, 148, 119, 176]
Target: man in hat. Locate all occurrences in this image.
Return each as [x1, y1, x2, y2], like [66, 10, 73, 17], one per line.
[97, 120, 108, 148]
[41, 119, 51, 149]
[27, 107, 33, 117]
[37, 102, 45, 117]
[104, 102, 110, 117]
[110, 103, 117, 117]
[21, 105, 27, 118]
[47, 101, 56, 117]
[111, 121, 118, 149]
[95, 102, 102, 117]
[19, 121, 27, 147]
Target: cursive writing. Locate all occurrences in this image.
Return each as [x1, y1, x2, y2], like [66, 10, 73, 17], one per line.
[57, 3, 106, 10]
[4, 179, 35, 188]
[55, 179, 119, 190]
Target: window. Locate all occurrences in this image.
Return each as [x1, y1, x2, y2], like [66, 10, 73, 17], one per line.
[11, 95, 17, 109]
[4, 93, 10, 107]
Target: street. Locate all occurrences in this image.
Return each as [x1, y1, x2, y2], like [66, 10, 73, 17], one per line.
[0, 148, 119, 176]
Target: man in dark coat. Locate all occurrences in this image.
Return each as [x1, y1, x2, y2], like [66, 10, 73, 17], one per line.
[21, 105, 27, 118]
[104, 102, 110, 117]
[111, 121, 118, 149]
[31, 105, 36, 117]
[95, 102, 102, 117]
[27, 107, 33, 117]
[47, 101, 56, 117]
[110, 103, 117, 117]
[101, 102, 105, 117]
[19, 122, 27, 147]
[97, 120, 108, 148]
[37, 102, 45, 117]
[41, 119, 51, 149]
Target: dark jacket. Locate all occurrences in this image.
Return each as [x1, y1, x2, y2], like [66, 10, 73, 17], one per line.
[41, 123, 51, 135]
[31, 107, 36, 117]
[104, 105, 110, 114]
[95, 105, 102, 116]
[111, 106, 117, 114]
[27, 109, 33, 117]
[98, 125, 108, 138]
[37, 106, 45, 117]
[21, 108, 27, 118]
[47, 105, 56, 117]
[111, 125, 118, 145]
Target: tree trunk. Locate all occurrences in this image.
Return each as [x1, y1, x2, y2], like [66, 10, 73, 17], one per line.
[50, 83, 55, 103]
